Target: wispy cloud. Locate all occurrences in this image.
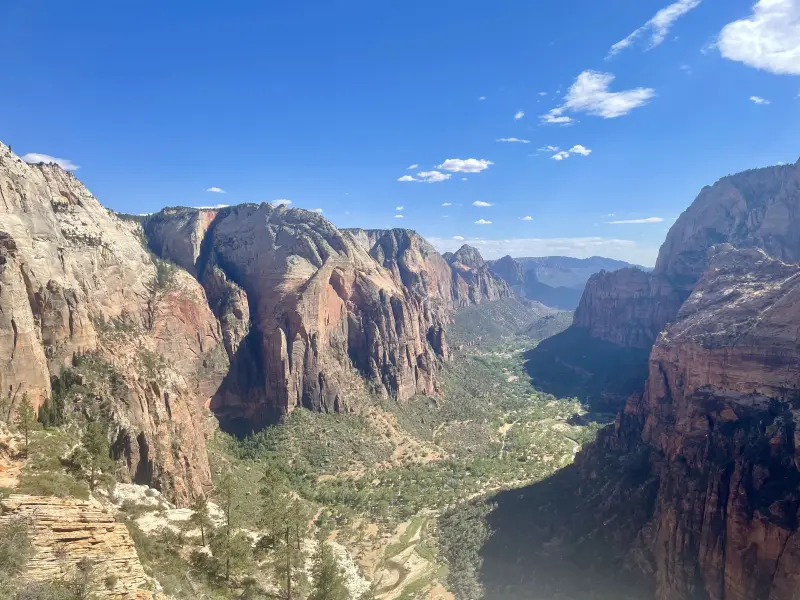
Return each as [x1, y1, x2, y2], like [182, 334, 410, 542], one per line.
[442, 202, 452, 207]
[478, 96, 486, 101]
[394, 214, 404, 219]
[608, 0, 702, 58]
[538, 92, 548, 96]
[607, 217, 664, 224]
[680, 64, 692, 75]
[542, 71, 655, 122]
[453, 235, 465, 240]
[205, 186, 226, 194]
[407, 164, 419, 170]
[418, 170, 452, 183]
[750, 95, 771, 105]
[21, 153, 79, 171]
[520, 216, 533, 221]
[438, 158, 493, 173]
[546, 145, 592, 161]
[396, 205, 404, 211]
[473, 201, 494, 207]
[717, 0, 800, 75]
[514, 110, 525, 120]
[398, 175, 418, 182]
[272, 199, 292, 207]
[496, 137, 531, 143]
[474, 219, 493, 225]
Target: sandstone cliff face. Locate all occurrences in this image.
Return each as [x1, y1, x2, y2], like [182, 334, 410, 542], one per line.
[572, 267, 682, 348]
[446, 245, 513, 307]
[0, 494, 155, 599]
[575, 246, 800, 600]
[145, 209, 449, 430]
[571, 159, 800, 350]
[0, 143, 225, 504]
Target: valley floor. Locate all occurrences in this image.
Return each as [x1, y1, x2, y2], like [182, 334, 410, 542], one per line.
[0, 302, 609, 600]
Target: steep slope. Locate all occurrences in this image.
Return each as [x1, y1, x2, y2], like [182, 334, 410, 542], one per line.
[445, 245, 513, 306]
[486, 159, 800, 600]
[145, 210, 449, 431]
[574, 246, 800, 600]
[0, 143, 226, 504]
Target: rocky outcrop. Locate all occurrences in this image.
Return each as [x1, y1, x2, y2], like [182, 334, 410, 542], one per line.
[571, 159, 800, 351]
[0, 143, 225, 504]
[446, 245, 513, 307]
[574, 246, 800, 600]
[572, 268, 683, 348]
[0, 494, 155, 599]
[487, 255, 525, 288]
[144, 210, 449, 430]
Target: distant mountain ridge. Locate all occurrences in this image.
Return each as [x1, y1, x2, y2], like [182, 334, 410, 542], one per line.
[487, 254, 642, 310]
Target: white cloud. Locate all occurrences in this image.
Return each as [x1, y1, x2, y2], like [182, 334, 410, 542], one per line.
[427, 236, 658, 265]
[311, 208, 324, 213]
[750, 95, 771, 105]
[21, 153, 79, 171]
[394, 214, 404, 219]
[520, 216, 533, 221]
[396, 205, 404, 211]
[514, 110, 525, 120]
[437, 158, 493, 173]
[556, 71, 656, 120]
[398, 175, 418, 182]
[272, 199, 292, 207]
[540, 107, 575, 125]
[479, 96, 486, 101]
[538, 145, 561, 152]
[417, 170, 452, 183]
[551, 151, 571, 161]
[608, 0, 702, 58]
[474, 219, 493, 225]
[442, 202, 452, 206]
[538, 92, 548, 96]
[680, 64, 692, 74]
[462, 177, 468, 181]
[407, 164, 419, 170]
[717, 0, 800, 75]
[473, 201, 494, 207]
[497, 137, 531, 143]
[453, 235, 465, 241]
[205, 186, 226, 193]
[569, 144, 592, 156]
[193, 204, 229, 209]
[607, 217, 664, 224]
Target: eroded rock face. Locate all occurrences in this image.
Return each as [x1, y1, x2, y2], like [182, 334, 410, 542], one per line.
[576, 246, 800, 600]
[0, 143, 225, 504]
[571, 159, 800, 350]
[446, 244, 513, 307]
[145, 209, 449, 430]
[0, 494, 155, 599]
[572, 268, 682, 348]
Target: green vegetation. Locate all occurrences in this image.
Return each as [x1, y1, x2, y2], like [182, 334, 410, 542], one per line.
[437, 502, 494, 600]
[309, 537, 350, 600]
[14, 394, 36, 456]
[66, 422, 116, 492]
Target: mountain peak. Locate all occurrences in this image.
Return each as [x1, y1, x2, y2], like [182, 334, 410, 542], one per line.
[450, 244, 485, 269]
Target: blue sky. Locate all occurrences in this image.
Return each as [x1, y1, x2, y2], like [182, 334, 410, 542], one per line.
[1, 0, 798, 265]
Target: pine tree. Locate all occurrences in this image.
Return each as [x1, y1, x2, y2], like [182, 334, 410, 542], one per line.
[187, 495, 214, 546]
[212, 473, 252, 581]
[258, 465, 310, 600]
[14, 394, 36, 457]
[309, 535, 350, 600]
[67, 422, 115, 490]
